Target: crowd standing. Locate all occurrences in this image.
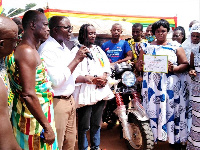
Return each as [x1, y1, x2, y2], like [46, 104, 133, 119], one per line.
[1, 8, 200, 150]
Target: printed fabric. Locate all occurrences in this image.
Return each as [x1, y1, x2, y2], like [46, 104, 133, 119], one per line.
[141, 42, 188, 144]
[187, 47, 200, 149]
[5, 53, 59, 150]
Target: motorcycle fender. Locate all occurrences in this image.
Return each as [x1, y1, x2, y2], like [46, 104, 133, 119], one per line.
[128, 109, 149, 122]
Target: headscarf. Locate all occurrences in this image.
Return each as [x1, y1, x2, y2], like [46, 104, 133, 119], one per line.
[182, 23, 200, 63]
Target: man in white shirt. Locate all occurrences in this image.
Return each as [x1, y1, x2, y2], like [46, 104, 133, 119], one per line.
[38, 16, 89, 150]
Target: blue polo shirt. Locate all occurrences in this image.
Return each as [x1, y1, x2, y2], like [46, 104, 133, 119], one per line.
[101, 40, 131, 63]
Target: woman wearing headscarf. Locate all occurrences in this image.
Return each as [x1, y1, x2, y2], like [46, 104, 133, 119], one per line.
[182, 23, 200, 64]
[136, 19, 189, 146]
[182, 23, 200, 135]
[186, 23, 200, 149]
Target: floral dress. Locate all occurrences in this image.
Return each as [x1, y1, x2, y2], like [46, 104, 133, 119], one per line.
[141, 42, 188, 144]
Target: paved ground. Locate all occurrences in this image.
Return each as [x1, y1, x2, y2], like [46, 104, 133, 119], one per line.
[74, 122, 184, 150]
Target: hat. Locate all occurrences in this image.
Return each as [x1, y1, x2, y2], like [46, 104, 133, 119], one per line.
[190, 23, 200, 33]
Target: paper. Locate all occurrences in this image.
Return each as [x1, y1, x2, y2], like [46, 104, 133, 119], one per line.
[143, 55, 168, 73]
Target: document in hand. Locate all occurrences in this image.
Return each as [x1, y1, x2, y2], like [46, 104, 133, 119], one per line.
[143, 55, 168, 73]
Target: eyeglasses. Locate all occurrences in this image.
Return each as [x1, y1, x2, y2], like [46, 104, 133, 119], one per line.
[56, 25, 73, 31]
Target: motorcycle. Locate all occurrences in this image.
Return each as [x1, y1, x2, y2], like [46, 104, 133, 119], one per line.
[102, 62, 154, 150]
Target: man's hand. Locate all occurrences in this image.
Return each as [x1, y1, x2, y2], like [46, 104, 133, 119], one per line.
[75, 46, 90, 62]
[43, 124, 55, 145]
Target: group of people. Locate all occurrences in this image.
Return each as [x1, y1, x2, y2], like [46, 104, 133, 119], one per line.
[1, 10, 114, 150]
[1, 8, 200, 150]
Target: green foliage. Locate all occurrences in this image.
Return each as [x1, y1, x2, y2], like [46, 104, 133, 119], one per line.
[8, 8, 15, 14]
[25, 3, 36, 11]
[8, 8, 24, 17]
[6, 3, 36, 17]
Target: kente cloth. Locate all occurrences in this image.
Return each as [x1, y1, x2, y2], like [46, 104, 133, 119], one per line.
[187, 47, 200, 150]
[5, 53, 59, 150]
[128, 38, 147, 63]
[0, 58, 13, 116]
[141, 41, 188, 144]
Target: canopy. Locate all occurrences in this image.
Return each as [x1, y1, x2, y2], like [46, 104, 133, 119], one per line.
[44, 8, 177, 28]
[44, 8, 177, 39]
[12, 8, 178, 39]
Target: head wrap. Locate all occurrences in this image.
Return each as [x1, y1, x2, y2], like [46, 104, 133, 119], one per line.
[182, 23, 200, 63]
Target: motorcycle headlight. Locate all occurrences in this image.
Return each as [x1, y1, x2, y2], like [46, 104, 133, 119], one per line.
[121, 71, 136, 87]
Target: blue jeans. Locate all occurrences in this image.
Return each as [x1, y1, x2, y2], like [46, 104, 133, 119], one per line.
[78, 100, 105, 150]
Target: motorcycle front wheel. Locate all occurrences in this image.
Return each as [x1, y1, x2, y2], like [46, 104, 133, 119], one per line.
[126, 114, 154, 150]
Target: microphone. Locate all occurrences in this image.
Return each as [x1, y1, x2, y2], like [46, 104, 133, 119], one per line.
[74, 40, 93, 60]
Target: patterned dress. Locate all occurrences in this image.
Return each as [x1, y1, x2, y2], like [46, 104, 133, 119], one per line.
[5, 53, 59, 150]
[141, 42, 188, 144]
[187, 47, 200, 150]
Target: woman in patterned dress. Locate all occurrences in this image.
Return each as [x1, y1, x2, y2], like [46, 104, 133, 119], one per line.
[187, 23, 200, 150]
[172, 26, 192, 139]
[182, 23, 200, 137]
[136, 19, 189, 145]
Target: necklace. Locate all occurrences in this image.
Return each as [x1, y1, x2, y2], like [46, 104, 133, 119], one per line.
[0, 58, 9, 89]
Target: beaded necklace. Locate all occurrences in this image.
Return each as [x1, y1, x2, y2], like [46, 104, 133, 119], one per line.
[0, 58, 9, 90]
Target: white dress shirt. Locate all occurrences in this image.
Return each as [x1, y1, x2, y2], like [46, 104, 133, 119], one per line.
[38, 36, 77, 97]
